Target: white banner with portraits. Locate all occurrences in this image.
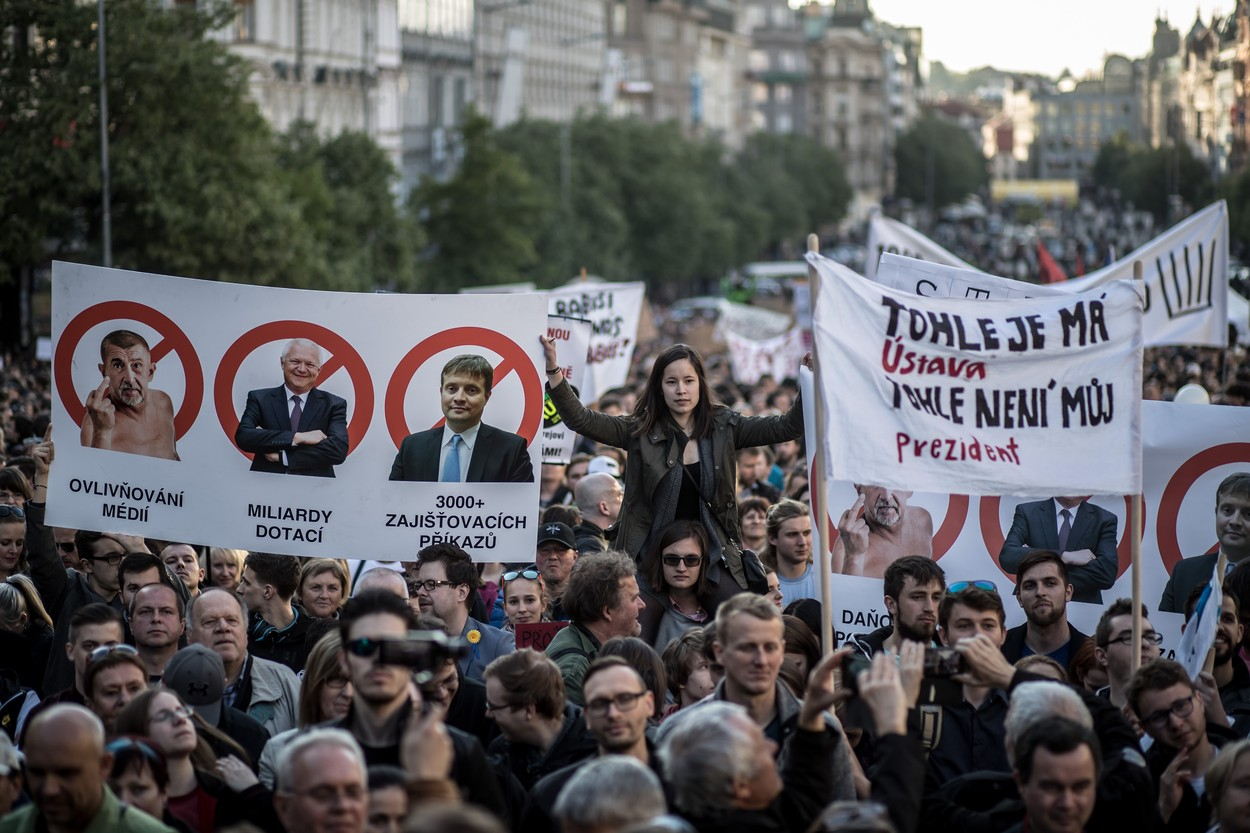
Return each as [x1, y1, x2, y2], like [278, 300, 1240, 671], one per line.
[808, 252, 1145, 498]
[47, 262, 548, 562]
[546, 281, 646, 404]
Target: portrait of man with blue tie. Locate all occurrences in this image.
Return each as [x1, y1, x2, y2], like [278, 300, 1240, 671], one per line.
[998, 495, 1119, 604]
[389, 354, 534, 483]
[234, 338, 349, 477]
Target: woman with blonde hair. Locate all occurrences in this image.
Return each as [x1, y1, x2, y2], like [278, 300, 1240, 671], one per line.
[257, 631, 352, 788]
[296, 558, 351, 619]
[1207, 739, 1250, 833]
[0, 574, 53, 691]
[203, 548, 247, 592]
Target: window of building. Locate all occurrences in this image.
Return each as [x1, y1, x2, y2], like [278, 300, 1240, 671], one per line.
[777, 112, 793, 133]
[235, 0, 256, 42]
[746, 5, 766, 30]
[652, 13, 675, 40]
[779, 51, 795, 71]
[775, 83, 791, 103]
[749, 49, 769, 72]
[753, 82, 770, 103]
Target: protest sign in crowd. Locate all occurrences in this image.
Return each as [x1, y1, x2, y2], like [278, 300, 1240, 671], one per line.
[1, 209, 1250, 833]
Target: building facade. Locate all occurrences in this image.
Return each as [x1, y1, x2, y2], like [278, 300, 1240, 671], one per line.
[1032, 55, 1144, 181]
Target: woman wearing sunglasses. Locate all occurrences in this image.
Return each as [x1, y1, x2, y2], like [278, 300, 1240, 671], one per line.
[114, 689, 280, 833]
[542, 338, 808, 604]
[638, 521, 714, 649]
[500, 568, 552, 633]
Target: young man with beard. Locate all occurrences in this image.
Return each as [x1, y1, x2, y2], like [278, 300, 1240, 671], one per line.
[847, 555, 945, 658]
[1129, 659, 1239, 832]
[1183, 586, 1250, 732]
[1001, 551, 1089, 666]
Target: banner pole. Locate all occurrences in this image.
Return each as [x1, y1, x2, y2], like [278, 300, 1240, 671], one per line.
[807, 234, 835, 656]
[1132, 260, 1144, 674]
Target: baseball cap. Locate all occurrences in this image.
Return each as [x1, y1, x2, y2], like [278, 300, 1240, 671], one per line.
[163, 644, 225, 726]
[587, 455, 621, 478]
[537, 522, 577, 550]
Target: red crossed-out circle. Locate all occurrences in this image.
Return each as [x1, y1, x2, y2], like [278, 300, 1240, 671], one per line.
[214, 322, 374, 458]
[1157, 443, 1250, 574]
[980, 495, 1145, 580]
[806, 456, 968, 559]
[55, 301, 203, 439]
[385, 327, 542, 448]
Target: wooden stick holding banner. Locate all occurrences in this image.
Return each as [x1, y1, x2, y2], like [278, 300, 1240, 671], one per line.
[807, 233, 834, 655]
[1132, 260, 1144, 674]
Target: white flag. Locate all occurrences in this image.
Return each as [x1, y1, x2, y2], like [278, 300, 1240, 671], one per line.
[865, 211, 976, 280]
[1175, 570, 1222, 681]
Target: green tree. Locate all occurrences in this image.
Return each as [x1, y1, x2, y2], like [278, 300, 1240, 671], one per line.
[0, 0, 327, 291]
[894, 113, 988, 208]
[1091, 131, 1135, 192]
[412, 110, 545, 291]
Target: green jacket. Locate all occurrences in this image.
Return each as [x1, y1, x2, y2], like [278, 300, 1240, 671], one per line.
[545, 622, 601, 706]
[0, 785, 176, 833]
[548, 379, 803, 590]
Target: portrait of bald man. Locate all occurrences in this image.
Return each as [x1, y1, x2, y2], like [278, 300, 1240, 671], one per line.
[234, 338, 349, 477]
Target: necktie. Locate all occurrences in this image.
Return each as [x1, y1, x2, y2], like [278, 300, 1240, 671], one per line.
[441, 434, 462, 483]
[290, 395, 303, 434]
[1058, 508, 1072, 552]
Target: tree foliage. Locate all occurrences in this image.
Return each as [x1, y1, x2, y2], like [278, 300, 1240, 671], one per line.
[1091, 135, 1214, 223]
[894, 113, 988, 208]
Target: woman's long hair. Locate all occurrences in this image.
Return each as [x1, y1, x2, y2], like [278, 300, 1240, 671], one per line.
[298, 631, 345, 729]
[114, 688, 252, 773]
[0, 574, 52, 632]
[643, 520, 711, 598]
[630, 344, 719, 439]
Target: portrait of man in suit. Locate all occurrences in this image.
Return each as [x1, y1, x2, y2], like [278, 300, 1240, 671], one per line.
[999, 496, 1118, 604]
[234, 338, 349, 477]
[389, 353, 534, 483]
[1160, 472, 1250, 613]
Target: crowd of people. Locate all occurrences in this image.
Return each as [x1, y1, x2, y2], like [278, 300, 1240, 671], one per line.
[0, 295, 1245, 833]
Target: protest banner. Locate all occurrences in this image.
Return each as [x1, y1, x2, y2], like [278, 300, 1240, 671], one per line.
[540, 315, 592, 464]
[514, 621, 569, 651]
[547, 281, 645, 404]
[874, 201, 1230, 347]
[864, 211, 975, 280]
[725, 326, 806, 386]
[49, 262, 547, 562]
[808, 252, 1144, 498]
[799, 393, 1250, 658]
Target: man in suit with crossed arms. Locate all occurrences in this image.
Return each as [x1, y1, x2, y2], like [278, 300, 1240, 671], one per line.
[999, 495, 1118, 604]
[390, 354, 534, 483]
[235, 339, 349, 477]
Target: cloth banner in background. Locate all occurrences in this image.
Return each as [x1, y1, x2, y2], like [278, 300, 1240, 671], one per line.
[801, 386, 1250, 659]
[547, 281, 646, 404]
[48, 262, 547, 562]
[808, 252, 1144, 497]
[541, 316, 592, 464]
[873, 201, 1230, 347]
[864, 211, 976, 280]
[725, 326, 806, 386]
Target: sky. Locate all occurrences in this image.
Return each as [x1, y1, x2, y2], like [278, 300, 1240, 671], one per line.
[844, 0, 1231, 79]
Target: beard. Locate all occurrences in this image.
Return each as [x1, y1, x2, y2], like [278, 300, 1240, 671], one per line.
[1027, 600, 1064, 627]
[896, 617, 935, 643]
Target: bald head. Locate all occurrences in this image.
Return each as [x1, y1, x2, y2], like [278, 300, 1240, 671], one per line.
[28, 704, 105, 750]
[575, 472, 623, 527]
[355, 568, 409, 600]
[24, 705, 110, 827]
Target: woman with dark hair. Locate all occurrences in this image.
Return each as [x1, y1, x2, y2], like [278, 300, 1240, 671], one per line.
[0, 468, 32, 507]
[738, 496, 771, 556]
[114, 689, 280, 833]
[541, 338, 808, 601]
[782, 614, 821, 683]
[637, 520, 714, 649]
[107, 735, 194, 832]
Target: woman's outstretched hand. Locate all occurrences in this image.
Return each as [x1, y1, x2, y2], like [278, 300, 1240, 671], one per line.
[540, 335, 559, 369]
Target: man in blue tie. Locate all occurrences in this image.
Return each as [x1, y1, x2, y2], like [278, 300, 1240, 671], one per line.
[389, 354, 534, 483]
[235, 339, 349, 477]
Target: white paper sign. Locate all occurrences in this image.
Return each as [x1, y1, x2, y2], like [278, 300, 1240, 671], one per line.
[546, 282, 645, 403]
[540, 315, 592, 465]
[865, 212, 975, 280]
[875, 201, 1230, 348]
[809, 253, 1144, 497]
[725, 326, 806, 386]
[48, 262, 547, 562]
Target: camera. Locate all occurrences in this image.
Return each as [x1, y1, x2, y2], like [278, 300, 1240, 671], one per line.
[377, 630, 470, 678]
[840, 646, 966, 694]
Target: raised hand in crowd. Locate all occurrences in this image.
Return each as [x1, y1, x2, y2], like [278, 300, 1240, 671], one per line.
[952, 632, 1016, 690]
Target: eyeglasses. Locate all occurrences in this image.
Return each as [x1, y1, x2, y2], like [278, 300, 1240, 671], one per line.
[585, 690, 648, 717]
[324, 676, 350, 691]
[949, 580, 998, 595]
[89, 643, 138, 663]
[1101, 631, 1164, 648]
[0, 506, 24, 520]
[88, 552, 124, 567]
[662, 554, 702, 568]
[409, 579, 459, 593]
[56, 542, 76, 554]
[1142, 693, 1196, 732]
[502, 569, 540, 583]
[485, 699, 520, 714]
[151, 704, 194, 725]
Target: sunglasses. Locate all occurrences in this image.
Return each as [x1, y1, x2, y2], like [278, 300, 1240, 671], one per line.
[502, 569, 541, 583]
[0, 506, 24, 520]
[56, 542, 76, 554]
[949, 580, 998, 595]
[662, 554, 702, 568]
[89, 643, 138, 663]
[346, 637, 401, 658]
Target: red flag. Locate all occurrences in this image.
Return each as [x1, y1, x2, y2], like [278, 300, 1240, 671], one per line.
[1037, 241, 1066, 284]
